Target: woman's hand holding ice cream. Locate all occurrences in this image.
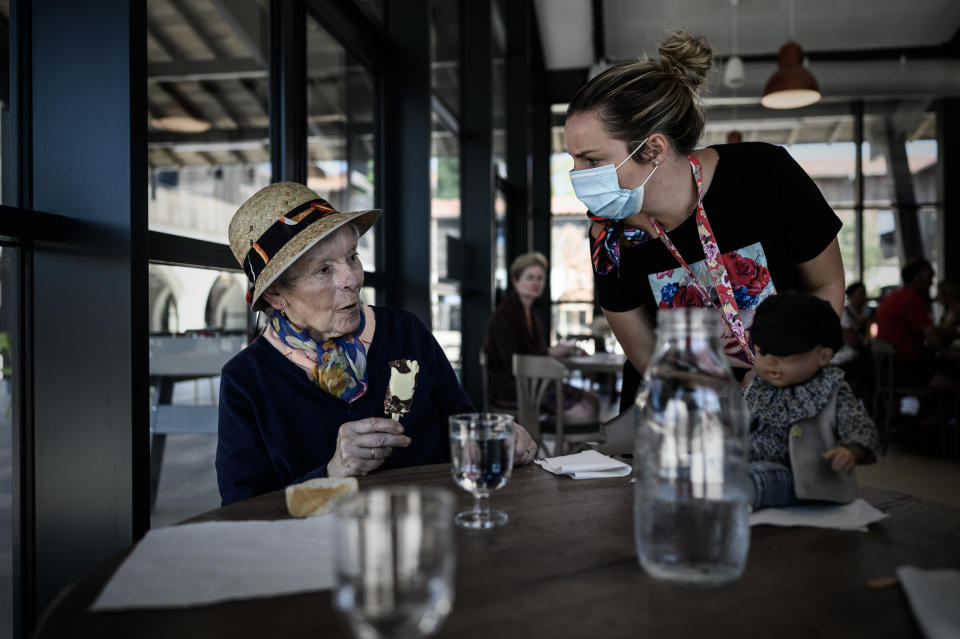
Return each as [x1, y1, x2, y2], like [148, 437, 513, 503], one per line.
[326, 418, 412, 477]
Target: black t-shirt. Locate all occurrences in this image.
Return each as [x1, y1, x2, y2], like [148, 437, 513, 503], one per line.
[594, 141, 842, 367]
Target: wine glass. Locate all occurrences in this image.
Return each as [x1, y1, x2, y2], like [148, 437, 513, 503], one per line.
[332, 487, 456, 639]
[449, 412, 515, 529]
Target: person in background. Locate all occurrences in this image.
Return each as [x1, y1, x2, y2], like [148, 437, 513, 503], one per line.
[831, 281, 872, 398]
[484, 252, 601, 421]
[216, 182, 536, 505]
[935, 279, 960, 340]
[875, 257, 960, 391]
[563, 31, 845, 393]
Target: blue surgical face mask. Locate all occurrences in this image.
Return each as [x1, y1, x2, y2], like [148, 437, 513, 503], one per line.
[569, 138, 659, 220]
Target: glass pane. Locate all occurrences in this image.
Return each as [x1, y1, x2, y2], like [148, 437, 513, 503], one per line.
[0, 246, 16, 639]
[786, 142, 856, 209]
[0, 0, 9, 206]
[147, 0, 271, 241]
[491, 3, 506, 179]
[148, 264, 248, 527]
[494, 190, 507, 293]
[430, 112, 461, 370]
[550, 302, 597, 354]
[430, 0, 459, 119]
[834, 208, 858, 287]
[550, 152, 582, 214]
[862, 208, 901, 297]
[551, 217, 593, 304]
[306, 15, 378, 271]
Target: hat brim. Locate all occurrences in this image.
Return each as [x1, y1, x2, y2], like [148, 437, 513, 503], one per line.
[249, 208, 382, 311]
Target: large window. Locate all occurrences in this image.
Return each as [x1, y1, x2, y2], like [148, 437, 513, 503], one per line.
[787, 112, 941, 297]
[0, 246, 16, 639]
[147, 0, 271, 241]
[0, 0, 15, 633]
[429, 0, 462, 370]
[549, 151, 597, 349]
[306, 13, 378, 271]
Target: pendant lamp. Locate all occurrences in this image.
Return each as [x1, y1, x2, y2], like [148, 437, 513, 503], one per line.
[761, 0, 820, 109]
[723, 0, 744, 89]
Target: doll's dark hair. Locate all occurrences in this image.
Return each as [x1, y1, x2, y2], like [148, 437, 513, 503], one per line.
[750, 292, 843, 356]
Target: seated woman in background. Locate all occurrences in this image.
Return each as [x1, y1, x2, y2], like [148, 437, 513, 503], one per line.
[483, 252, 600, 421]
[216, 182, 535, 505]
[831, 281, 872, 398]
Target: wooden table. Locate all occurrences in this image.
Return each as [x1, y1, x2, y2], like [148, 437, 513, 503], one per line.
[35, 463, 960, 638]
[560, 352, 626, 376]
[561, 352, 626, 401]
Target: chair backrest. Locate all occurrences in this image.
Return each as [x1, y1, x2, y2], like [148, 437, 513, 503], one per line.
[512, 354, 565, 445]
[869, 338, 896, 394]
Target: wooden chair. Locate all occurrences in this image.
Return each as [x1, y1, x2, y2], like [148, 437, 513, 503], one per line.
[512, 354, 600, 456]
[869, 338, 945, 453]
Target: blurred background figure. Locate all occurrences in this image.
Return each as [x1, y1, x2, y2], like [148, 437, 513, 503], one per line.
[484, 252, 601, 421]
[935, 279, 960, 340]
[876, 258, 960, 392]
[832, 281, 873, 399]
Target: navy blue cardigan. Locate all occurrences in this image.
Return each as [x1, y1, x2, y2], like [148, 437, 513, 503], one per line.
[216, 306, 472, 505]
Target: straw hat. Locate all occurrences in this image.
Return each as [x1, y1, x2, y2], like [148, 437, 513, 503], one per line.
[228, 181, 381, 311]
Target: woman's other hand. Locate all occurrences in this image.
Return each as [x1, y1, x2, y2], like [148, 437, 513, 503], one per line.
[513, 423, 538, 465]
[327, 417, 412, 477]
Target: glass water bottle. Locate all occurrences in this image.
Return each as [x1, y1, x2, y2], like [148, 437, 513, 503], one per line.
[633, 308, 751, 585]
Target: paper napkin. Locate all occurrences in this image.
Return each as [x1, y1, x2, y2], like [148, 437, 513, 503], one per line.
[749, 498, 888, 532]
[91, 517, 336, 610]
[897, 566, 960, 639]
[535, 449, 632, 479]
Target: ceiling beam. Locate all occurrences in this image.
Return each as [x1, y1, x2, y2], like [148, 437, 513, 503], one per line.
[785, 124, 801, 147]
[148, 127, 269, 146]
[827, 119, 844, 145]
[168, 0, 231, 60]
[208, 0, 268, 67]
[148, 52, 350, 83]
[154, 81, 210, 124]
[147, 17, 184, 60]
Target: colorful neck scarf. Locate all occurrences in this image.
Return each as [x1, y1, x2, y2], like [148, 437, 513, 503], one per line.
[588, 213, 651, 276]
[270, 307, 369, 403]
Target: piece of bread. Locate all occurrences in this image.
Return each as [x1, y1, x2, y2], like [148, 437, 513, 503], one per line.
[284, 477, 359, 517]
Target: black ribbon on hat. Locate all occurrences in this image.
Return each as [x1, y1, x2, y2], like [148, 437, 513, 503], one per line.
[242, 198, 340, 285]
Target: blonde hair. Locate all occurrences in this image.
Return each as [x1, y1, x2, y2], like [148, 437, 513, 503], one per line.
[510, 252, 548, 283]
[566, 31, 714, 158]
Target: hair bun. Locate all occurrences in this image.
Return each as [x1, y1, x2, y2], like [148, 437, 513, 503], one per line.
[658, 31, 714, 91]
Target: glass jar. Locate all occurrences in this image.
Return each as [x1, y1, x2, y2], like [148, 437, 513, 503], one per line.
[633, 308, 750, 585]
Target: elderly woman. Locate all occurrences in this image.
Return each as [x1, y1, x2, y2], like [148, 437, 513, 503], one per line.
[484, 252, 601, 421]
[217, 182, 535, 505]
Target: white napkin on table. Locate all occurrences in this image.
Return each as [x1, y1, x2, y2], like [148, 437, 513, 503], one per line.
[91, 517, 336, 611]
[749, 498, 888, 532]
[535, 449, 632, 479]
[897, 566, 960, 639]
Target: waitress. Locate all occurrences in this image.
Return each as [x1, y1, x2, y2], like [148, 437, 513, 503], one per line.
[564, 30, 844, 384]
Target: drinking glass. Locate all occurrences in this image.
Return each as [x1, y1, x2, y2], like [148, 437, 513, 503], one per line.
[449, 412, 515, 529]
[333, 487, 456, 639]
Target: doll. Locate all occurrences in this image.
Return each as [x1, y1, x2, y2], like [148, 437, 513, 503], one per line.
[745, 292, 879, 510]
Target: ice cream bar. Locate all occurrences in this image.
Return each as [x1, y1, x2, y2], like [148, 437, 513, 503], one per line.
[384, 359, 419, 421]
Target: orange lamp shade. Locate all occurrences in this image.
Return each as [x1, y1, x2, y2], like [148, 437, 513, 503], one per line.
[761, 41, 821, 109]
